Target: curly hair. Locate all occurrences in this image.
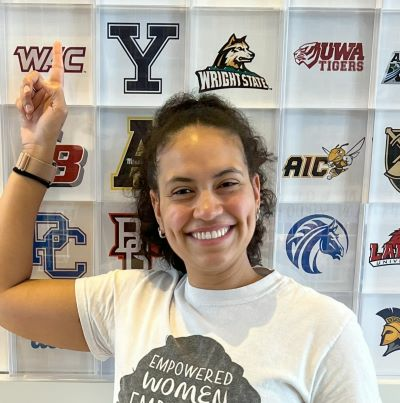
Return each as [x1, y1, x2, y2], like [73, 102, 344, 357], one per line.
[133, 92, 275, 273]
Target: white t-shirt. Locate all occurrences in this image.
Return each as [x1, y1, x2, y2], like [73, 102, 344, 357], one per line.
[75, 268, 381, 403]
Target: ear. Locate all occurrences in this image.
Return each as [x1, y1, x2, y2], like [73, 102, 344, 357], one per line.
[150, 190, 164, 231]
[251, 174, 261, 209]
[227, 33, 237, 45]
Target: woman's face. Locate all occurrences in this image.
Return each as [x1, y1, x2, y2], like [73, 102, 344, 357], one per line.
[150, 124, 260, 281]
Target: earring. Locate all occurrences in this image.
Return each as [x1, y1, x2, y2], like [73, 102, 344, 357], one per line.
[256, 208, 260, 222]
[158, 227, 166, 239]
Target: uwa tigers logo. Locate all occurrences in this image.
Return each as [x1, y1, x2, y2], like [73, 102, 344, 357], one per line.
[294, 42, 364, 71]
[286, 214, 349, 274]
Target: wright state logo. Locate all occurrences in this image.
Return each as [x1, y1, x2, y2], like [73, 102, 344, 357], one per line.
[286, 214, 349, 274]
[382, 52, 400, 83]
[377, 307, 400, 356]
[384, 127, 400, 193]
[195, 34, 271, 92]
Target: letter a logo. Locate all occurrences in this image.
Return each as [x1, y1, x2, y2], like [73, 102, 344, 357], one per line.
[107, 23, 179, 94]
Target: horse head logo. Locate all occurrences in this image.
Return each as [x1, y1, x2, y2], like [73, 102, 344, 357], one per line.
[286, 214, 349, 274]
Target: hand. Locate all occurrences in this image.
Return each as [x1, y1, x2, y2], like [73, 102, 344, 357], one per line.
[15, 41, 67, 163]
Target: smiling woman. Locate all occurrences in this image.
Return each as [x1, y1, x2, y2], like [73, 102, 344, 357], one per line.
[0, 52, 382, 402]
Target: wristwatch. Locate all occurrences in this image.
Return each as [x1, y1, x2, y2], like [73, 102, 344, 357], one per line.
[14, 151, 57, 185]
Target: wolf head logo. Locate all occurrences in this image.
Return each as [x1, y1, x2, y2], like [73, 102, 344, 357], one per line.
[213, 34, 255, 72]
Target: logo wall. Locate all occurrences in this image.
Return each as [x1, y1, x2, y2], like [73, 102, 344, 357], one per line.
[107, 23, 179, 94]
[195, 34, 271, 92]
[384, 127, 400, 192]
[294, 42, 364, 71]
[286, 214, 349, 274]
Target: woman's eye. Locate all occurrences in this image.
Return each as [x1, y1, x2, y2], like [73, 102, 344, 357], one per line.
[219, 181, 239, 189]
[172, 188, 192, 196]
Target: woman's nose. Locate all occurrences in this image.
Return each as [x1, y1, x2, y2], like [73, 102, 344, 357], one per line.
[192, 191, 223, 220]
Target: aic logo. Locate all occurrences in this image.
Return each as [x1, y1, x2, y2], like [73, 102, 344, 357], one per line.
[286, 214, 349, 274]
[196, 34, 271, 92]
[283, 138, 365, 180]
[294, 42, 364, 71]
[382, 52, 400, 83]
[107, 23, 179, 94]
[112, 118, 152, 190]
[33, 213, 87, 279]
[109, 213, 149, 270]
[369, 228, 400, 267]
[14, 46, 86, 73]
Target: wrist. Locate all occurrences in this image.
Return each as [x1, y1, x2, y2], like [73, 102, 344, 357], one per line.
[21, 143, 56, 164]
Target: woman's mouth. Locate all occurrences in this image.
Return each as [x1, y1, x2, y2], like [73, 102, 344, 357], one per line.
[191, 226, 231, 240]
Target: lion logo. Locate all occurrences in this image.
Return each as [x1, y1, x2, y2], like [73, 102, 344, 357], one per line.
[294, 42, 321, 69]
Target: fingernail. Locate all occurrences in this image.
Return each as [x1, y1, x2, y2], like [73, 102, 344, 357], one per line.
[25, 105, 33, 113]
[23, 85, 30, 94]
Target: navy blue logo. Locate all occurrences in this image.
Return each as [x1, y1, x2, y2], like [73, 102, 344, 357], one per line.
[382, 52, 400, 84]
[286, 214, 349, 274]
[33, 212, 87, 279]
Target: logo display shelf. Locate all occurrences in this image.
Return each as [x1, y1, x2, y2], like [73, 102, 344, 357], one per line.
[0, 0, 398, 398]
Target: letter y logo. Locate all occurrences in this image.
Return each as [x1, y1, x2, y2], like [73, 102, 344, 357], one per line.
[107, 23, 179, 94]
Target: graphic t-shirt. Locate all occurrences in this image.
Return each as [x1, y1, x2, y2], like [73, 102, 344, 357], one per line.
[75, 268, 381, 403]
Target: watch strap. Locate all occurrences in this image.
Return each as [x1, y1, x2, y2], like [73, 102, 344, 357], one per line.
[15, 152, 57, 184]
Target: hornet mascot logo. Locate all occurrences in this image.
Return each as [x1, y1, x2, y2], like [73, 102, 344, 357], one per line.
[286, 214, 349, 274]
[322, 137, 365, 180]
[377, 307, 400, 356]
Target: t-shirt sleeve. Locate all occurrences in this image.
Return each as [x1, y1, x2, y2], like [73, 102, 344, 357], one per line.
[311, 314, 382, 403]
[75, 271, 117, 361]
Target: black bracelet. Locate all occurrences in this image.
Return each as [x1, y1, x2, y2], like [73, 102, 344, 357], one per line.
[13, 167, 51, 188]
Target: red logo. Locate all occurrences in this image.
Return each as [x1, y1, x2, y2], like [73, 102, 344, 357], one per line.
[14, 46, 86, 73]
[294, 42, 364, 72]
[369, 229, 400, 267]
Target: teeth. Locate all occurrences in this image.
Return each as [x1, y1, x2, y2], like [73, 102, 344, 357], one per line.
[192, 227, 229, 240]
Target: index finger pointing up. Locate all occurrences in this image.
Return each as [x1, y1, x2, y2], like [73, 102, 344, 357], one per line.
[49, 40, 64, 85]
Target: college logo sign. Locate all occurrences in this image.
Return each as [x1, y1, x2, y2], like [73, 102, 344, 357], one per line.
[107, 23, 179, 94]
[195, 34, 271, 92]
[384, 127, 400, 192]
[377, 307, 400, 356]
[294, 42, 364, 71]
[53, 144, 87, 187]
[33, 213, 87, 279]
[109, 213, 149, 270]
[283, 138, 365, 180]
[112, 118, 152, 190]
[286, 214, 349, 274]
[369, 228, 400, 267]
[14, 46, 86, 73]
[382, 52, 400, 83]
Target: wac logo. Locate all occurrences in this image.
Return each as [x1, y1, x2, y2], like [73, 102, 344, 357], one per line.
[107, 23, 179, 94]
[377, 308, 400, 356]
[369, 228, 400, 267]
[33, 213, 87, 279]
[112, 118, 152, 190]
[14, 46, 86, 73]
[286, 214, 349, 274]
[384, 127, 400, 192]
[294, 42, 364, 71]
[109, 213, 149, 270]
[196, 33, 271, 92]
[53, 144, 87, 187]
[382, 52, 400, 83]
[283, 137, 365, 180]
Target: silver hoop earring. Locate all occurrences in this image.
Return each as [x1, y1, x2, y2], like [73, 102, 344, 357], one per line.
[256, 209, 260, 222]
[158, 227, 166, 239]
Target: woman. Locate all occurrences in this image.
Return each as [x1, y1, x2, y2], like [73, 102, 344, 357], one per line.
[0, 42, 381, 402]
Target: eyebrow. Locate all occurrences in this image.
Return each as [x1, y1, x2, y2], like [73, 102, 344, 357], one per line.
[166, 168, 244, 185]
